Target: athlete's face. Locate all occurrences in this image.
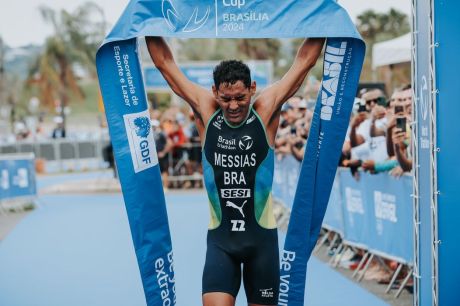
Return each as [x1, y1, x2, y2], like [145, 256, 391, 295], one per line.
[213, 80, 256, 125]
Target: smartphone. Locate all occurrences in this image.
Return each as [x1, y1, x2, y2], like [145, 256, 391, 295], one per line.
[394, 105, 404, 114]
[396, 117, 407, 132]
[377, 96, 388, 107]
[358, 104, 367, 113]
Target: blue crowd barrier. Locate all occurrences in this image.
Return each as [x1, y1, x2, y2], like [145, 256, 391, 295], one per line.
[0, 154, 37, 202]
[272, 155, 301, 210]
[322, 175, 344, 236]
[273, 160, 413, 264]
[338, 170, 413, 264]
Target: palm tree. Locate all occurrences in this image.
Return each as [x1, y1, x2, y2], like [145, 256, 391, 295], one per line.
[27, 2, 107, 129]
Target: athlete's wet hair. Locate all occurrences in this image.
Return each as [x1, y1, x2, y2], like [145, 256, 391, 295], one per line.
[213, 60, 251, 89]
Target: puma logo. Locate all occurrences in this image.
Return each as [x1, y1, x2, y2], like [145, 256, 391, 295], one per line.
[226, 200, 247, 218]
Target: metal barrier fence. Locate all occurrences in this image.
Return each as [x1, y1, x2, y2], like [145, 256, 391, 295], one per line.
[320, 169, 413, 298]
[272, 156, 414, 298]
[0, 139, 204, 180]
[0, 138, 111, 173]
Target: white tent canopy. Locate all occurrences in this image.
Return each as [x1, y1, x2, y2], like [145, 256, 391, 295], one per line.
[372, 33, 411, 68]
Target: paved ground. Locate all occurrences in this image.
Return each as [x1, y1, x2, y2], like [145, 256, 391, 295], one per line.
[0, 171, 412, 305]
[0, 211, 30, 241]
[314, 244, 413, 306]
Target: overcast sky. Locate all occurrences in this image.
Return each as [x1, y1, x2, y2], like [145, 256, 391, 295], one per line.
[0, 0, 410, 48]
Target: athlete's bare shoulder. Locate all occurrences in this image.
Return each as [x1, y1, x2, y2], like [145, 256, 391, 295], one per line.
[252, 95, 280, 147]
[193, 92, 219, 140]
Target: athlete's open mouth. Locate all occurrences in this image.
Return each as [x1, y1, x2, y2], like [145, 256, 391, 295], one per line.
[227, 110, 241, 118]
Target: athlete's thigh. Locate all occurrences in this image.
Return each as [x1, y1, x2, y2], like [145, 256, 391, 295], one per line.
[202, 243, 241, 298]
[242, 243, 280, 305]
[202, 292, 235, 306]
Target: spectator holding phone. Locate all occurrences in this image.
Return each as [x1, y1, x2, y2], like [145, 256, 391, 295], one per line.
[362, 88, 404, 174]
[350, 89, 386, 147]
[275, 102, 297, 158]
[387, 84, 413, 176]
[349, 89, 388, 176]
[290, 119, 309, 162]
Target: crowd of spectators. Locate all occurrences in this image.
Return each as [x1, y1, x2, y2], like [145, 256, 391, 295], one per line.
[150, 107, 202, 191]
[273, 84, 414, 287]
[341, 84, 413, 179]
[150, 81, 413, 192]
[274, 96, 313, 162]
[2, 82, 414, 288]
[274, 84, 413, 180]
[331, 84, 413, 287]
[1, 115, 95, 143]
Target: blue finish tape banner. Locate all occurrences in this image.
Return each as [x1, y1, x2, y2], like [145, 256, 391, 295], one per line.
[0, 156, 37, 201]
[279, 40, 364, 306]
[96, 1, 364, 305]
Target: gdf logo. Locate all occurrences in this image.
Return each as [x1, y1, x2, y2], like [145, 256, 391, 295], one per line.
[133, 117, 151, 139]
[239, 135, 253, 151]
[124, 111, 158, 173]
[162, 0, 210, 33]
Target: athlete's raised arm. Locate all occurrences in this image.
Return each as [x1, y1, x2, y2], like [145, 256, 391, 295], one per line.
[254, 38, 325, 125]
[145, 36, 215, 118]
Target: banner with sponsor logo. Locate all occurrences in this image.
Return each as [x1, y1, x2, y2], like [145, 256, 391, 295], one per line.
[433, 1, 460, 304]
[143, 61, 272, 91]
[272, 155, 301, 210]
[338, 170, 370, 248]
[280, 40, 364, 305]
[274, 163, 413, 262]
[339, 170, 413, 263]
[0, 154, 37, 201]
[96, 1, 364, 305]
[322, 173, 344, 235]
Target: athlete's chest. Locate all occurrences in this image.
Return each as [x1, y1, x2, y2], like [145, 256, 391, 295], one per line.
[204, 111, 268, 170]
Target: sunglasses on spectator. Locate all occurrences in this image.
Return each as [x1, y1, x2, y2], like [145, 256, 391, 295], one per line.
[391, 97, 411, 103]
[365, 96, 386, 106]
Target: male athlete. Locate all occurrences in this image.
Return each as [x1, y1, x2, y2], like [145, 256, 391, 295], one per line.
[146, 36, 324, 306]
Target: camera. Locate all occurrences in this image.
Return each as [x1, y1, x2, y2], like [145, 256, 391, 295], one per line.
[358, 104, 367, 113]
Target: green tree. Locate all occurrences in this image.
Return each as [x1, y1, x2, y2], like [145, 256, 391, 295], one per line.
[356, 8, 410, 81]
[357, 8, 409, 45]
[27, 2, 107, 126]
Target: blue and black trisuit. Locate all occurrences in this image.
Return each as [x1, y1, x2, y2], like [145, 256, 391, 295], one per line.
[202, 107, 279, 305]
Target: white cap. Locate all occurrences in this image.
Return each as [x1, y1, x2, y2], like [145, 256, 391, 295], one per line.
[54, 116, 64, 124]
